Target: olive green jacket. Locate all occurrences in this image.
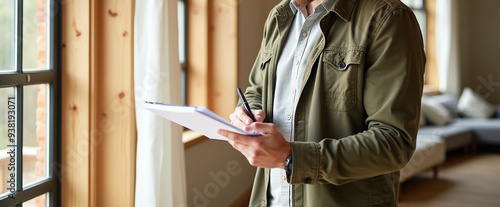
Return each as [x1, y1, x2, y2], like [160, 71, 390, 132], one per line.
[243, 0, 426, 206]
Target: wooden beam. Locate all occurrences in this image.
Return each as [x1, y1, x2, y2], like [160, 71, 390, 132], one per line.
[187, 0, 209, 107]
[61, 0, 91, 206]
[91, 0, 136, 206]
[209, 0, 238, 120]
[62, 0, 136, 206]
[187, 0, 238, 120]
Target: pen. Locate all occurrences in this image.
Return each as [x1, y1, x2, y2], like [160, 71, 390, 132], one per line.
[237, 88, 257, 122]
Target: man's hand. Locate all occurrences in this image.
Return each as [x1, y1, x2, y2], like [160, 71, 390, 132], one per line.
[229, 107, 265, 129]
[218, 123, 291, 169]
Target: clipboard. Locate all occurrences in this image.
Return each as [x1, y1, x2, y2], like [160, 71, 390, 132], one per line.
[141, 102, 259, 141]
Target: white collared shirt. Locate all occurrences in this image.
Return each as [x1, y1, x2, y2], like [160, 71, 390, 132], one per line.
[269, 0, 335, 206]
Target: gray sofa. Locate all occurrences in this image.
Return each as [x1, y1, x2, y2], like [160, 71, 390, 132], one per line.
[400, 94, 500, 183]
[417, 94, 500, 152]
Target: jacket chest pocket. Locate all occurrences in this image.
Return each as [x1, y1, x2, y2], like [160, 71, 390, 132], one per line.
[322, 48, 364, 112]
[259, 51, 273, 72]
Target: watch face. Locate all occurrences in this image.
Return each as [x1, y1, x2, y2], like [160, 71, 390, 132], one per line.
[285, 155, 292, 172]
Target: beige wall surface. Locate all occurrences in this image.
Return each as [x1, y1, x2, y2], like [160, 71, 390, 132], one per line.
[458, 0, 500, 104]
[238, 0, 281, 90]
[185, 140, 256, 207]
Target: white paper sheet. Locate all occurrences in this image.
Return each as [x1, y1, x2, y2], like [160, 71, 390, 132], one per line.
[141, 102, 258, 140]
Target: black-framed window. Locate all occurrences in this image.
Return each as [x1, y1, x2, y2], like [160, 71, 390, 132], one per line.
[0, 0, 60, 206]
[178, 0, 187, 106]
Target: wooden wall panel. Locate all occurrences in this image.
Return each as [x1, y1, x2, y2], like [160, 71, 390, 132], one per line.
[61, 0, 90, 206]
[209, 0, 238, 120]
[187, 0, 209, 107]
[62, 0, 136, 206]
[91, 0, 136, 206]
[187, 0, 237, 120]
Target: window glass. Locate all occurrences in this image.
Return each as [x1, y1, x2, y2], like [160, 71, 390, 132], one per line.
[0, 0, 57, 205]
[178, 0, 186, 64]
[401, 0, 424, 9]
[23, 84, 49, 187]
[0, 87, 16, 197]
[178, 0, 187, 105]
[23, 0, 50, 71]
[22, 192, 48, 207]
[0, 1, 15, 72]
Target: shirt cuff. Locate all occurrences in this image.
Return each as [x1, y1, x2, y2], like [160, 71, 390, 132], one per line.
[288, 141, 321, 184]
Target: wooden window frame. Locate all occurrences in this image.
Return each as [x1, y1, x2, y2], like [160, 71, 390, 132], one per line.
[423, 0, 439, 94]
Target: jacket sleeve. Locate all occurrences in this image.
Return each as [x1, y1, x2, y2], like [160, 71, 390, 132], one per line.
[289, 8, 426, 185]
[240, 11, 276, 111]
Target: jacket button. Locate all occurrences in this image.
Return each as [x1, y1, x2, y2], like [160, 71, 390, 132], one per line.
[338, 61, 346, 69]
[303, 177, 312, 184]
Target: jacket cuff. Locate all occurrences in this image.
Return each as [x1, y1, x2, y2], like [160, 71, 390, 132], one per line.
[288, 141, 321, 184]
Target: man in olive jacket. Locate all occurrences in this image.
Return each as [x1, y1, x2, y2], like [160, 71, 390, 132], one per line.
[218, 0, 425, 206]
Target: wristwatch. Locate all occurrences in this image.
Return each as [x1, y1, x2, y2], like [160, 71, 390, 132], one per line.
[285, 154, 293, 174]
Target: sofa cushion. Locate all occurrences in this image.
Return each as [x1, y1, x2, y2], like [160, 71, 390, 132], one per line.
[418, 125, 473, 151]
[457, 87, 496, 118]
[421, 96, 453, 125]
[400, 135, 445, 182]
[450, 118, 500, 144]
[431, 94, 460, 118]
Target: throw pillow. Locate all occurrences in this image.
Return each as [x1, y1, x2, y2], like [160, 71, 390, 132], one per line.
[457, 87, 496, 118]
[431, 94, 460, 118]
[421, 96, 453, 125]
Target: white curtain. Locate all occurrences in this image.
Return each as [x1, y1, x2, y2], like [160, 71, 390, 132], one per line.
[134, 0, 187, 206]
[436, 0, 461, 95]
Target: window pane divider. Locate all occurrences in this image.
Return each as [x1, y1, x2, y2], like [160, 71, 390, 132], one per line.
[15, 0, 23, 73]
[0, 71, 57, 87]
[0, 178, 56, 206]
[15, 85, 23, 196]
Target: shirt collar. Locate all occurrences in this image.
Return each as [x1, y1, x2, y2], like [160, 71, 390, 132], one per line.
[289, 0, 336, 15]
[277, 0, 356, 22]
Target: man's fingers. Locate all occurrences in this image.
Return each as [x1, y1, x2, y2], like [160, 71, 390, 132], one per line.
[218, 129, 261, 147]
[251, 110, 266, 122]
[235, 107, 253, 125]
[248, 122, 277, 134]
[229, 113, 247, 129]
[218, 129, 261, 166]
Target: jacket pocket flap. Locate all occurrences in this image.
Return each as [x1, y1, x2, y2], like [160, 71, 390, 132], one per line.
[323, 49, 363, 71]
[259, 51, 273, 70]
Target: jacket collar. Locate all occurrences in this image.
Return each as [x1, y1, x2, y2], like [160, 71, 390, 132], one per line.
[275, 0, 357, 22]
